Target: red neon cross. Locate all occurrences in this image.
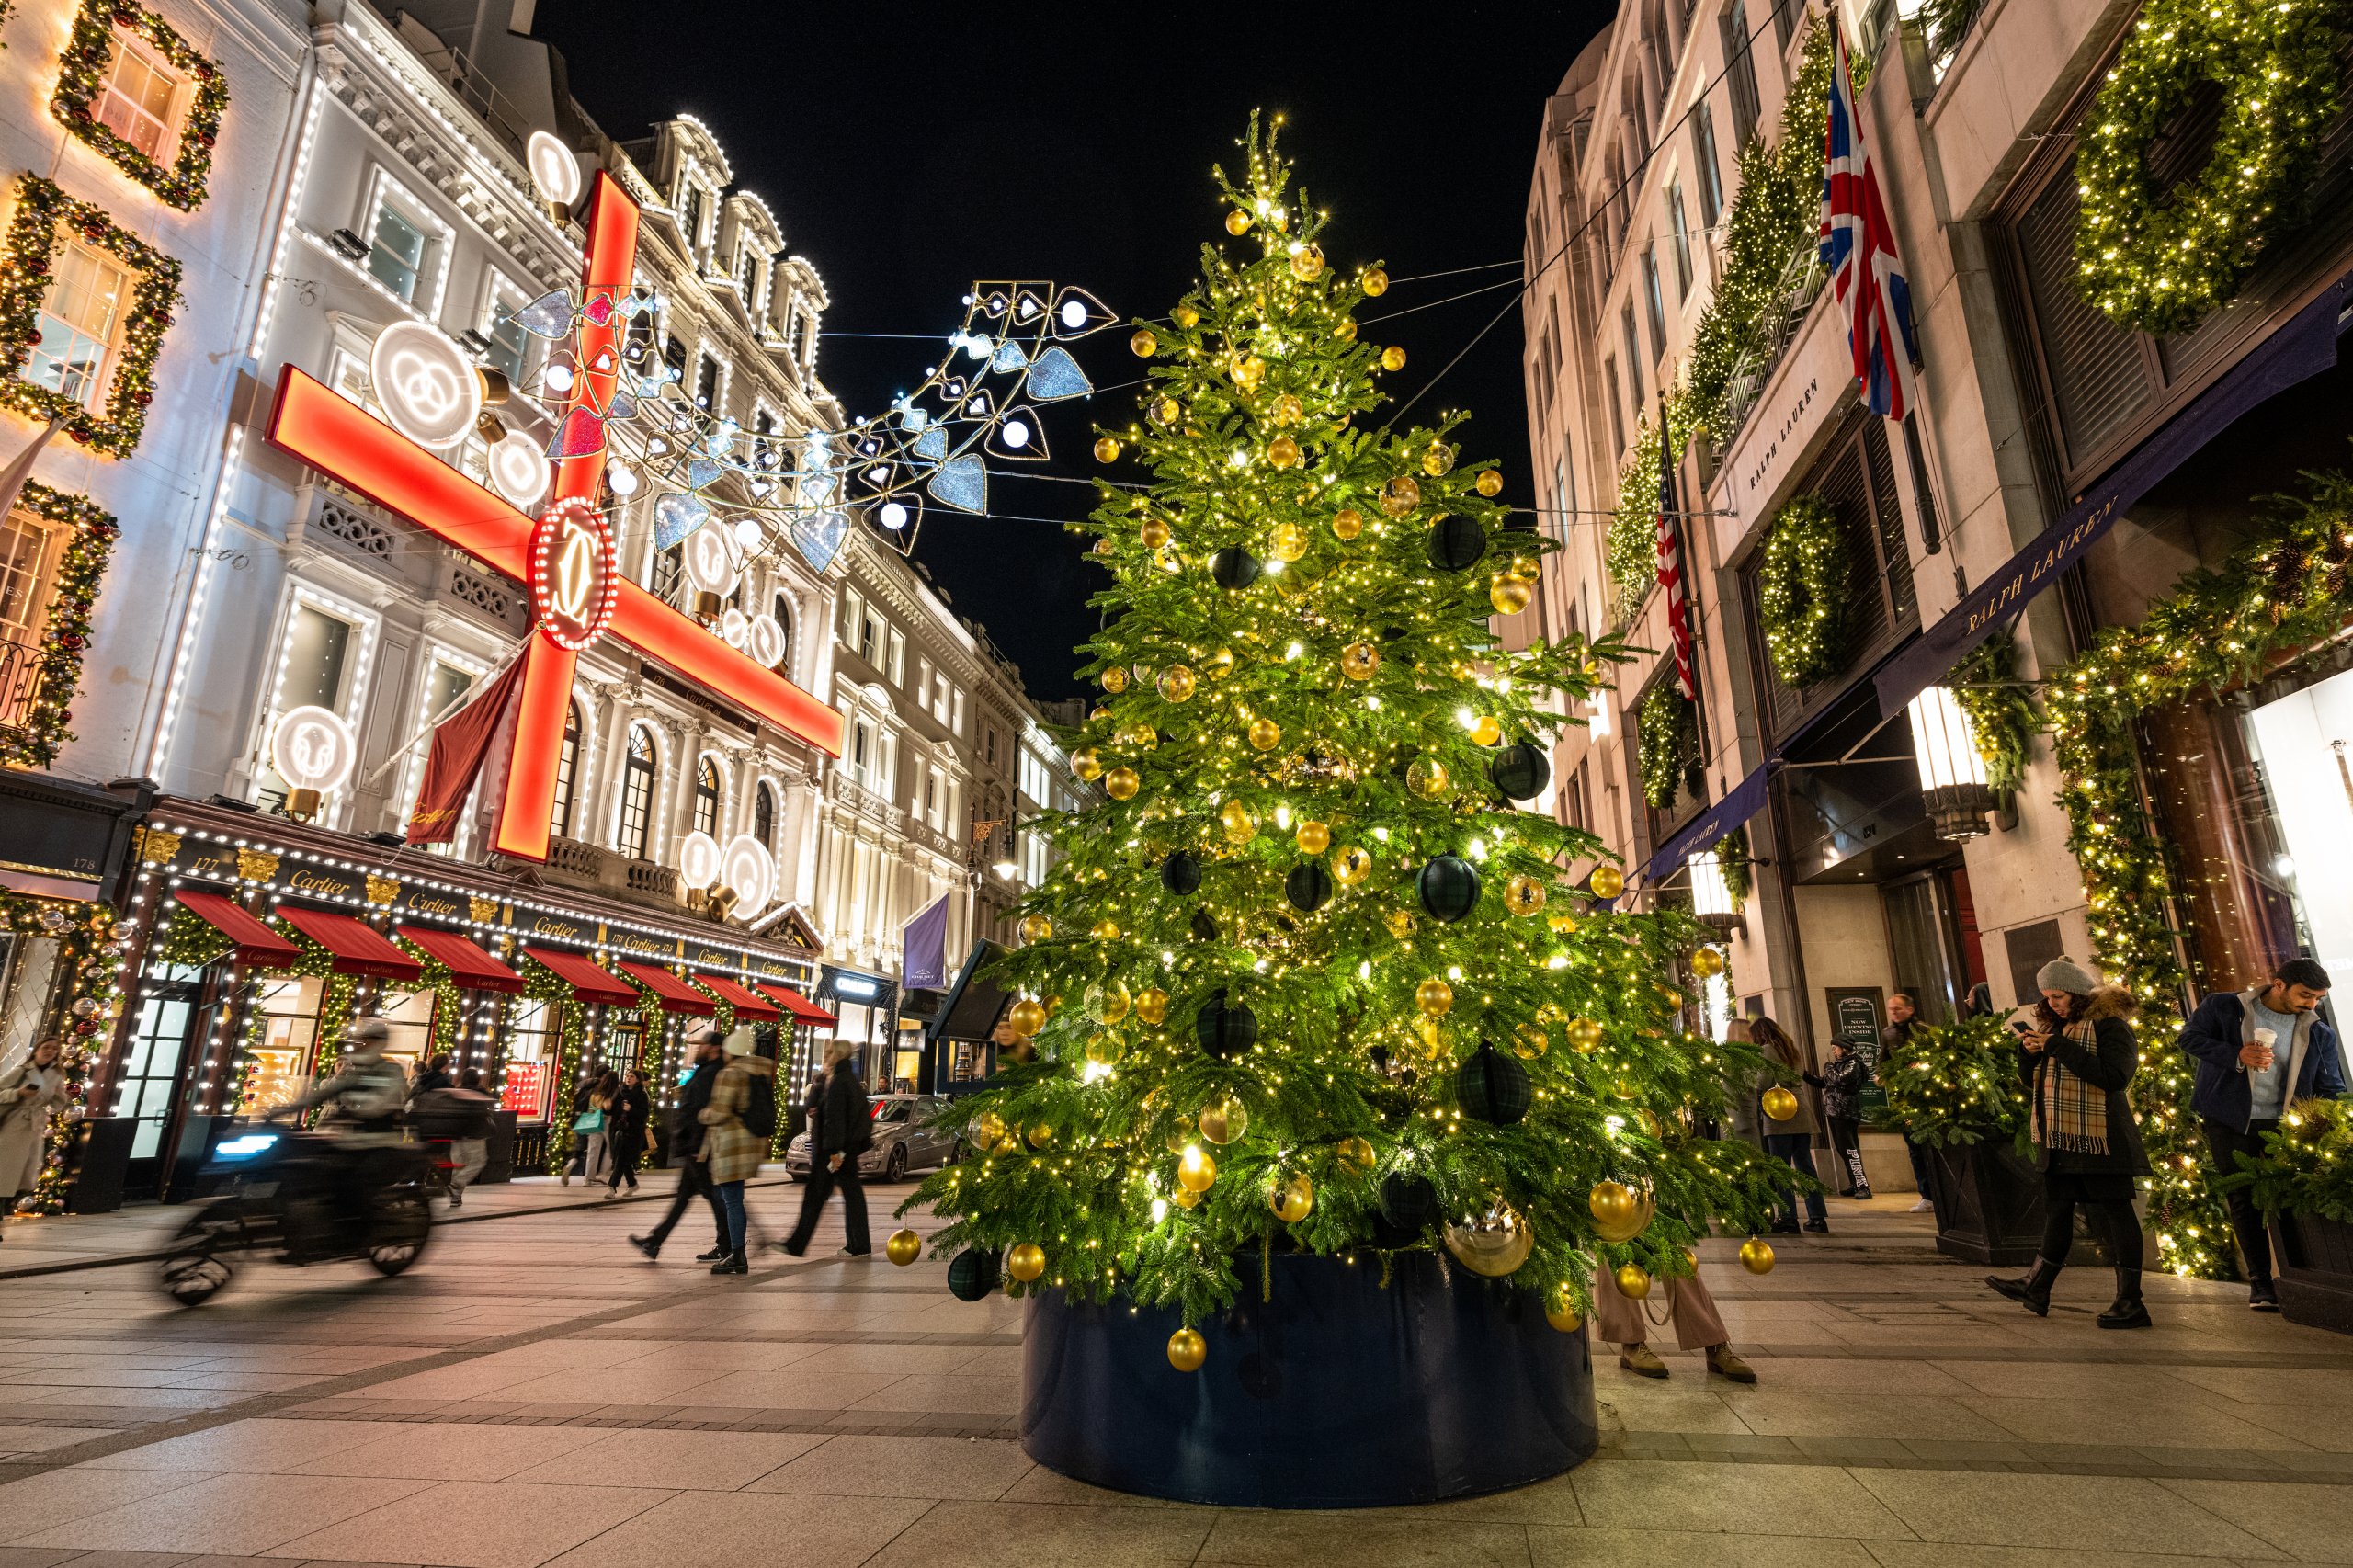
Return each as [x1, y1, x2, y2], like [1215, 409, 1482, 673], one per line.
[267, 172, 844, 861]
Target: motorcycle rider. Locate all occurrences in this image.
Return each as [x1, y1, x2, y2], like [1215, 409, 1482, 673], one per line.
[285, 1018, 413, 1244]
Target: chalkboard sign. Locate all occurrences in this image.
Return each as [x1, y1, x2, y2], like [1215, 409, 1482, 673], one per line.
[1824, 985, 1890, 1125]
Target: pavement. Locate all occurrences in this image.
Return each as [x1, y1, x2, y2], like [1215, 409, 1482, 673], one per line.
[0, 1187, 2346, 1566]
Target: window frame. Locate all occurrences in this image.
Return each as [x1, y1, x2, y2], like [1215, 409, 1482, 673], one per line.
[359, 168, 451, 314]
[479, 271, 531, 387]
[0, 176, 179, 456]
[617, 723, 659, 860]
[50, 2, 229, 212]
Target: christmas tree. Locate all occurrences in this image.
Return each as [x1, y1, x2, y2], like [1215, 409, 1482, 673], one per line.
[906, 117, 1788, 1364]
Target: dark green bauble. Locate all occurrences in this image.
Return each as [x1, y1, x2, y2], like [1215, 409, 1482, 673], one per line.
[1211, 546, 1262, 590]
[1371, 1171, 1438, 1246]
[1489, 742, 1551, 801]
[1188, 906, 1221, 943]
[1424, 514, 1486, 573]
[1195, 988, 1258, 1060]
[1161, 849, 1201, 895]
[946, 1249, 1001, 1301]
[1456, 1042, 1532, 1126]
[1285, 861, 1333, 913]
[1417, 855, 1482, 922]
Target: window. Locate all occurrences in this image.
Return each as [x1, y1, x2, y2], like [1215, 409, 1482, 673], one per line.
[1721, 3, 1763, 142]
[618, 725, 656, 859]
[278, 600, 354, 712]
[1666, 181, 1694, 296]
[0, 509, 58, 644]
[1620, 300, 1645, 405]
[950, 687, 966, 736]
[984, 724, 998, 767]
[1769, 0, 1795, 51]
[95, 28, 183, 163]
[483, 279, 529, 384]
[1604, 358, 1625, 456]
[886, 627, 905, 686]
[1691, 99, 1725, 225]
[368, 196, 429, 302]
[551, 700, 582, 839]
[753, 780, 776, 847]
[692, 756, 720, 836]
[651, 542, 683, 606]
[1643, 244, 1668, 353]
[694, 353, 720, 410]
[771, 592, 794, 670]
[737, 246, 759, 302]
[680, 186, 705, 253]
[28, 241, 129, 411]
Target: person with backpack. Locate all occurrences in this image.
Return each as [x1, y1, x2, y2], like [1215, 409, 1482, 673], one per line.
[698, 1030, 778, 1275]
[411, 1063, 496, 1208]
[779, 1038, 872, 1258]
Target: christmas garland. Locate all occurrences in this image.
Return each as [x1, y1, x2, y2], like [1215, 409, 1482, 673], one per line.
[392, 938, 467, 1067]
[1607, 414, 1667, 624]
[1637, 683, 1698, 810]
[51, 1, 231, 211]
[1718, 825, 1752, 910]
[1950, 628, 2037, 798]
[523, 959, 586, 1171]
[2, 892, 127, 1215]
[2232, 1097, 2353, 1225]
[1756, 494, 1847, 687]
[2046, 464, 2353, 1278]
[2075, 0, 2345, 336]
[0, 483, 115, 769]
[1878, 1013, 2029, 1153]
[0, 175, 180, 455]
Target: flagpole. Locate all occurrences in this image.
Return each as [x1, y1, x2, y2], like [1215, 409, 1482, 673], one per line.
[355, 633, 532, 793]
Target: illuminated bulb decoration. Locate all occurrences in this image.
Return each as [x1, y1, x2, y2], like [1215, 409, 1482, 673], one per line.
[526, 130, 583, 207]
[269, 705, 356, 797]
[369, 322, 482, 449]
[719, 835, 775, 919]
[747, 612, 787, 669]
[527, 498, 618, 652]
[487, 430, 551, 506]
[678, 830, 722, 889]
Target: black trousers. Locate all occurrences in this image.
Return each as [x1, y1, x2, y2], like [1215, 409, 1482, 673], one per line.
[2039, 1171, 2143, 1275]
[784, 1159, 870, 1255]
[606, 1139, 642, 1191]
[2200, 1118, 2279, 1283]
[1826, 1116, 1868, 1192]
[642, 1154, 728, 1254]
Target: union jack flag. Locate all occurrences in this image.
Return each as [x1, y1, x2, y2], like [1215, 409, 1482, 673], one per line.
[1654, 402, 1695, 700]
[1818, 17, 1919, 421]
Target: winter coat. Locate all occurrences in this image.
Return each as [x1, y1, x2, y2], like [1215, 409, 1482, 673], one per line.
[1749, 1040, 1823, 1142]
[2018, 987, 2152, 1177]
[2179, 986, 2347, 1131]
[605, 1083, 651, 1164]
[0, 1061, 64, 1195]
[1820, 1050, 1871, 1122]
[668, 1058, 720, 1161]
[815, 1063, 873, 1159]
[699, 1051, 777, 1184]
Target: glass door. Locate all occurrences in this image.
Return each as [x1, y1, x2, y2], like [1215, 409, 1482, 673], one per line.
[118, 971, 210, 1196]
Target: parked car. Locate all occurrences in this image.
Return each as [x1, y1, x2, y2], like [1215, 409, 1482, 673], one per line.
[785, 1094, 956, 1182]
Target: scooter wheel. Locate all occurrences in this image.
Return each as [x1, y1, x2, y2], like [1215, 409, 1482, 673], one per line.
[368, 1189, 433, 1277]
[160, 1206, 239, 1307]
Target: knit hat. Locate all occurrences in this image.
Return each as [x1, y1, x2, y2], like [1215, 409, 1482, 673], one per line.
[2036, 956, 2098, 995]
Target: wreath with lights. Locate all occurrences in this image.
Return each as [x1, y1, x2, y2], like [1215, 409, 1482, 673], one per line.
[0, 483, 115, 769]
[0, 176, 181, 455]
[2, 892, 130, 1215]
[1757, 494, 1847, 688]
[2074, 0, 2346, 335]
[1637, 682, 1698, 810]
[1608, 414, 1668, 624]
[51, 1, 231, 211]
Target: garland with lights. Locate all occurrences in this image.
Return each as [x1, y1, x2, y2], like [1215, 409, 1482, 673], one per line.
[1949, 628, 2036, 798]
[1718, 825, 1752, 910]
[392, 940, 467, 1067]
[0, 175, 180, 454]
[2046, 463, 2353, 1278]
[2231, 1097, 2353, 1225]
[0, 483, 116, 769]
[2, 892, 126, 1215]
[51, 1, 231, 211]
[1877, 1013, 2029, 1153]
[1608, 414, 1668, 624]
[1637, 683, 1698, 811]
[1756, 494, 1847, 688]
[522, 960, 587, 1173]
[908, 114, 1794, 1342]
[2075, 0, 2345, 336]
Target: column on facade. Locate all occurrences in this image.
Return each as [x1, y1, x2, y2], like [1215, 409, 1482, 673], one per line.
[593, 687, 638, 851]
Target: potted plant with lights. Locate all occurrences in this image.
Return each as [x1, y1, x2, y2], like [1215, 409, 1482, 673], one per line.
[1878, 1012, 2059, 1267]
[2229, 1098, 2353, 1335]
[894, 117, 1788, 1508]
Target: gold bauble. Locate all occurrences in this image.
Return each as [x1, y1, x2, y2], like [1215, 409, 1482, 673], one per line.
[1140, 517, 1170, 549]
[1565, 1017, 1603, 1052]
[1130, 329, 1157, 358]
[1511, 1025, 1547, 1060]
[1762, 1086, 1800, 1122]
[1018, 915, 1053, 944]
[1289, 243, 1324, 280]
[1269, 1172, 1314, 1222]
[1090, 919, 1120, 942]
[1248, 717, 1282, 750]
[1340, 642, 1381, 680]
[1177, 1144, 1217, 1192]
[1198, 1096, 1248, 1145]
[1225, 208, 1252, 235]
[1475, 469, 1503, 497]
[1544, 1284, 1582, 1333]
[1381, 474, 1421, 516]
[1335, 316, 1358, 341]
[1421, 440, 1455, 477]
[1332, 506, 1364, 540]
[1504, 874, 1547, 917]
[1295, 820, 1331, 855]
[1384, 906, 1415, 939]
[1169, 1183, 1202, 1210]
[1489, 575, 1534, 616]
[1267, 435, 1302, 470]
[1135, 986, 1169, 1026]
[1158, 665, 1197, 703]
[1153, 395, 1180, 424]
[1044, 994, 1064, 1016]
[1444, 1205, 1533, 1278]
[1588, 1180, 1638, 1230]
[885, 1228, 922, 1266]
[1089, 703, 1111, 722]
[1739, 1238, 1777, 1275]
[1007, 1243, 1047, 1282]
[1380, 345, 1407, 371]
[1027, 1121, 1054, 1151]
[1231, 354, 1266, 392]
[1084, 1035, 1125, 1067]
[1085, 981, 1131, 1024]
[1588, 864, 1626, 900]
[1689, 947, 1726, 979]
[1547, 912, 1581, 936]
[1469, 715, 1503, 747]
[1269, 521, 1309, 562]
[1102, 665, 1128, 694]
[1093, 436, 1120, 463]
[1272, 392, 1302, 424]
[1614, 1263, 1652, 1300]
[1336, 1134, 1376, 1173]
[975, 1110, 1007, 1150]
[1167, 1326, 1208, 1371]
[1219, 799, 1256, 844]
[1406, 758, 1449, 799]
[1594, 1186, 1653, 1245]
[1206, 646, 1235, 680]
[1105, 767, 1140, 801]
[1115, 719, 1157, 749]
[1610, 1074, 1642, 1101]
[1333, 845, 1372, 886]
[1006, 999, 1047, 1039]
[1361, 266, 1390, 297]
[1415, 977, 1454, 1017]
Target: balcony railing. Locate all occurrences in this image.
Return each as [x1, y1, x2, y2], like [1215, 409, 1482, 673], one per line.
[1711, 244, 1828, 454]
[0, 631, 44, 745]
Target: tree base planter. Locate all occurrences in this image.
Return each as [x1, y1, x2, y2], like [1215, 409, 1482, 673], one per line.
[2272, 1211, 2353, 1335]
[1923, 1142, 2049, 1267]
[1020, 1250, 1597, 1507]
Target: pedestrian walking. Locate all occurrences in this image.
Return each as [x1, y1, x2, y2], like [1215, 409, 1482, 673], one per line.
[1749, 1017, 1828, 1234]
[0, 1038, 67, 1233]
[779, 1038, 873, 1258]
[1592, 1259, 1756, 1383]
[572, 1069, 618, 1189]
[631, 1028, 733, 1263]
[699, 1032, 779, 1275]
[1883, 994, 1938, 1211]
[409, 1052, 452, 1101]
[558, 1060, 606, 1186]
[1986, 958, 2154, 1329]
[440, 1068, 496, 1207]
[604, 1068, 650, 1198]
[2179, 957, 2343, 1310]
[1821, 1037, 1873, 1199]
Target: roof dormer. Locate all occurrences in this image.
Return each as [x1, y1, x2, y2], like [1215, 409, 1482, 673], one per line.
[722, 191, 784, 315]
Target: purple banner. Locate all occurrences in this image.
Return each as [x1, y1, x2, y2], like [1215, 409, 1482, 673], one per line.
[900, 893, 953, 991]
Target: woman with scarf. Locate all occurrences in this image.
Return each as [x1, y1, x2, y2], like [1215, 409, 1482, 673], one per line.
[1985, 958, 2153, 1328]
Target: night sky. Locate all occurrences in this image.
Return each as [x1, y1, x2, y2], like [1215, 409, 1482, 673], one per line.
[540, 4, 1613, 700]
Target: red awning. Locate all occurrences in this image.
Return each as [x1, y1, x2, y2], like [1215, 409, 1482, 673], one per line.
[617, 960, 719, 1017]
[275, 905, 423, 982]
[173, 891, 302, 968]
[520, 946, 640, 1006]
[394, 925, 525, 994]
[694, 973, 780, 1019]
[756, 983, 837, 1027]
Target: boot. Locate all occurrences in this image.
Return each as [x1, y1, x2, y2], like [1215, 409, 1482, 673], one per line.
[1705, 1344, 1756, 1383]
[1986, 1257, 2060, 1316]
[710, 1250, 748, 1276]
[1617, 1343, 1668, 1378]
[2097, 1267, 2153, 1329]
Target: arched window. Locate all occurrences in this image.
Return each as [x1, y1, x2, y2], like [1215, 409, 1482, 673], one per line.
[551, 700, 582, 839]
[753, 780, 776, 848]
[772, 592, 794, 673]
[619, 724, 656, 859]
[693, 756, 721, 836]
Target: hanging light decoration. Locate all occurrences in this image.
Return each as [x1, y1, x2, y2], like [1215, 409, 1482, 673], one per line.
[1688, 848, 1743, 935]
[1905, 685, 1994, 841]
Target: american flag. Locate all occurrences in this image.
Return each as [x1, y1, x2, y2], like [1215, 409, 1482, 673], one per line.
[1654, 403, 1695, 700]
[1818, 17, 1920, 420]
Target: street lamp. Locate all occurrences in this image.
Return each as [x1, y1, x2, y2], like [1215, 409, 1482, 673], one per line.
[1688, 848, 1744, 935]
[1905, 685, 1994, 841]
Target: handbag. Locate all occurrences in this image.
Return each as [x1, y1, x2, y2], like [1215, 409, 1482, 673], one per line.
[572, 1107, 606, 1134]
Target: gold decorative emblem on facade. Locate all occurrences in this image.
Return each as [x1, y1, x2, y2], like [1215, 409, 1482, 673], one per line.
[468, 896, 500, 926]
[133, 827, 181, 864]
[365, 874, 400, 905]
[235, 847, 279, 882]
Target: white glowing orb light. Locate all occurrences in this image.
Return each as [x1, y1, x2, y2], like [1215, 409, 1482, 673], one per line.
[1002, 419, 1031, 449]
[732, 515, 762, 550]
[542, 362, 575, 395]
[1060, 299, 1086, 329]
[370, 322, 481, 449]
[748, 612, 786, 668]
[487, 430, 551, 506]
[604, 458, 639, 495]
[879, 500, 910, 530]
[270, 705, 357, 795]
[681, 524, 740, 597]
[678, 829, 722, 890]
[720, 608, 749, 648]
[526, 131, 583, 208]
[720, 834, 775, 920]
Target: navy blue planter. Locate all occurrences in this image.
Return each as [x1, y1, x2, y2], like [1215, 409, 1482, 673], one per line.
[1020, 1250, 1597, 1507]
